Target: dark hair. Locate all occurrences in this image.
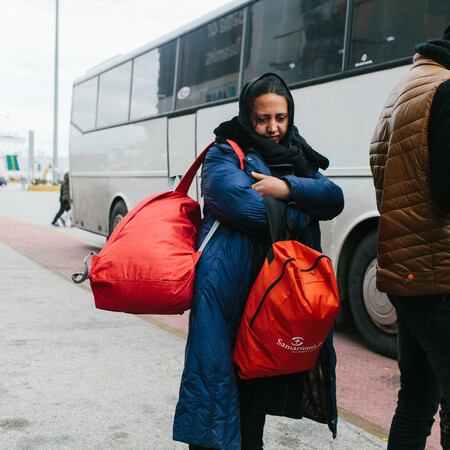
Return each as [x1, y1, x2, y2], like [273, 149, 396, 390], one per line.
[244, 74, 294, 126]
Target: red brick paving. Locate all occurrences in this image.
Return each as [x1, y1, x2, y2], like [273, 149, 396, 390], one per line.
[0, 215, 441, 449]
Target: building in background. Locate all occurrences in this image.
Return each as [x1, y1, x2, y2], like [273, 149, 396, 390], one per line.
[0, 131, 68, 182]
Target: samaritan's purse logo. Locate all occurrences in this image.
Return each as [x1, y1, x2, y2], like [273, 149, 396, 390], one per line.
[290, 337, 304, 346]
[277, 336, 323, 354]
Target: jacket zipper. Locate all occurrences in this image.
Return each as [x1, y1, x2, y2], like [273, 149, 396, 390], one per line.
[249, 257, 295, 329]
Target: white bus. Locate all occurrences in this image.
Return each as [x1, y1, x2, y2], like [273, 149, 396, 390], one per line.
[69, 0, 450, 357]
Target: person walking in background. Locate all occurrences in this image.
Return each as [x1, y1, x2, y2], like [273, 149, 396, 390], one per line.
[173, 73, 344, 449]
[369, 24, 450, 450]
[51, 172, 71, 226]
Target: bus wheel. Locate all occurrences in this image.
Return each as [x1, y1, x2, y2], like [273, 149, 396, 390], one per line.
[109, 201, 128, 238]
[348, 230, 398, 359]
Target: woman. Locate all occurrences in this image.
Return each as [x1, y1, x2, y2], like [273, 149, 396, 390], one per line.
[173, 73, 344, 449]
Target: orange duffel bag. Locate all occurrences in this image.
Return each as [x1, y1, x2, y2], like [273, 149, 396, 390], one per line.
[233, 197, 339, 379]
[72, 140, 244, 315]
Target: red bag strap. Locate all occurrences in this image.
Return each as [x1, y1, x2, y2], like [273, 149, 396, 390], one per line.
[175, 139, 245, 193]
[226, 139, 245, 171]
[103, 140, 244, 249]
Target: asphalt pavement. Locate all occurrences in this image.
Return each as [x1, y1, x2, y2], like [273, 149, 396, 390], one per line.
[0, 182, 390, 449]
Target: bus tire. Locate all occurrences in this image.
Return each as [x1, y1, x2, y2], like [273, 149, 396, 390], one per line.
[109, 201, 128, 238]
[348, 230, 398, 359]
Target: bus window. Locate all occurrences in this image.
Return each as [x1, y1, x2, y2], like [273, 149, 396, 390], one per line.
[243, 0, 347, 85]
[175, 9, 244, 109]
[130, 41, 177, 119]
[71, 77, 98, 132]
[97, 61, 132, 128]
[349, 0, 450, 68]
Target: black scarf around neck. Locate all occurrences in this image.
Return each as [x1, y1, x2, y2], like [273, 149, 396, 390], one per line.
[214, 73, 329, 178]
[415, 39, 450, 70]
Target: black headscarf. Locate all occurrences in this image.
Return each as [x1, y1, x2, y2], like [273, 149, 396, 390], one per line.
[214, 73, 329, 177]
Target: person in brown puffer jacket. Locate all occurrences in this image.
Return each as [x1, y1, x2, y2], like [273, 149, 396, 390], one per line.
[369, 24, 450, 450]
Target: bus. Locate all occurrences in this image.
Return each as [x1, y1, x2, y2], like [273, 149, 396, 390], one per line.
[69, 0, 450, 358]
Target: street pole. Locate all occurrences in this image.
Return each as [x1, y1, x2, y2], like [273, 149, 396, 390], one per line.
[52, 0, 59, 183]
[28, 130, 34, 182]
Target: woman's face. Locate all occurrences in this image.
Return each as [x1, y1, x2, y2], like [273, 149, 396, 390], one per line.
[251, 93, 289, 144]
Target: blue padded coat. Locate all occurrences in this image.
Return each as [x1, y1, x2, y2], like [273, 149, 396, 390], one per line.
[173, 141, 344, 449]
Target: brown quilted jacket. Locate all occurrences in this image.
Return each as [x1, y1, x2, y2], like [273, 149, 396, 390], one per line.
[369, 55, 450, 295]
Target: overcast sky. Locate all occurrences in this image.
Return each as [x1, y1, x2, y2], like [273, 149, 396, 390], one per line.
[0, 0, 232, 159]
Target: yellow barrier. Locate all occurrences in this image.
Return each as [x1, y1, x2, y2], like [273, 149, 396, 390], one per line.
[27, 185, 61, 191]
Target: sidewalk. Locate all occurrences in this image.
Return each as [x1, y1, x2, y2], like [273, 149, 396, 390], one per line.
[0, 239, 387, 449]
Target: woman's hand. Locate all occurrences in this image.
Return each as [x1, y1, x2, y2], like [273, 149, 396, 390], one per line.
[251, 172, 291, 199]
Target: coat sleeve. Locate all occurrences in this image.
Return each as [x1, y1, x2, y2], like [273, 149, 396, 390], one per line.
[429, 79, 450, 212]
[281, 172, 344, 220]
[201, 144, 270, 235]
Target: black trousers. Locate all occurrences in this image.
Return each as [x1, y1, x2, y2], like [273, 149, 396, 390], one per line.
[387, 294, 450, 450]
[52, 201, 70, 224]
[238, 377, 266, 450]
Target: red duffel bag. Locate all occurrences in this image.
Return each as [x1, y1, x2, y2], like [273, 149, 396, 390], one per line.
[233, 197, 340, 379]
[72, 140, 244, 315]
